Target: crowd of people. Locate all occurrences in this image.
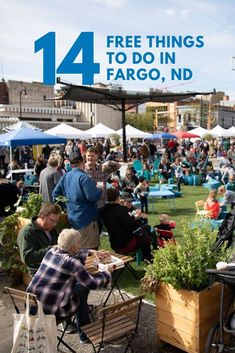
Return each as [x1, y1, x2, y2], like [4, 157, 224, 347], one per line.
[1, 135, 235, 344]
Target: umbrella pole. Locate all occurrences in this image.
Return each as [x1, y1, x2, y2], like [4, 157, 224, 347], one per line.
[10, 146, 13, 183]
[121, 99, 127, 162]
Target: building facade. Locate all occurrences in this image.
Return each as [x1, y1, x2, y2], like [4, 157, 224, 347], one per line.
[0, 80, 122, 132]
[145, 90, 235, 131]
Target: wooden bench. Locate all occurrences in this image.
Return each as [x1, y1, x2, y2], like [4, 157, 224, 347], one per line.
[81, 295, 144, 353]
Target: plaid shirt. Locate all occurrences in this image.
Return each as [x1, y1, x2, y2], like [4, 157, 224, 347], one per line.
[27, 247, 111, 318]
[85, 161, 120, 207]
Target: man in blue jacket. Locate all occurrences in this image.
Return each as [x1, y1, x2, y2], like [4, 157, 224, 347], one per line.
[53, 153, 102, 249]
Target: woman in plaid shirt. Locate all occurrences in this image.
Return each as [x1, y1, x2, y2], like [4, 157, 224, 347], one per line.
[27, 228, 112, 343]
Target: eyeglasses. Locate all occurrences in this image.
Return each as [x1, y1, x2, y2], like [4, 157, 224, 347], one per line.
[47, 215, 60, 224]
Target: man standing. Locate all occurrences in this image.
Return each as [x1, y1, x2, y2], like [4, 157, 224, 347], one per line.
[53, 152, 102, 249]
[85, 146, 120, 208]
[39, 156, 61, 203]
[17, 203, 61, 276]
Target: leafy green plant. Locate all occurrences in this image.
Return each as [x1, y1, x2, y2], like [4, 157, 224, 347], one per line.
[21, 193, 42, 219]
[0, 213, 27, 282]
[110, 133, 121, 147]
[141, 221, 231, 293]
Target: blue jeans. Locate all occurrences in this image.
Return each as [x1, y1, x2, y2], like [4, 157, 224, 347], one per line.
[73, 283, 90, 335]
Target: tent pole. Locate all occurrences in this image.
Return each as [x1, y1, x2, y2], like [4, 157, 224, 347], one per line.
[10, 146, 13, 183]
[122, 99, 127, 162]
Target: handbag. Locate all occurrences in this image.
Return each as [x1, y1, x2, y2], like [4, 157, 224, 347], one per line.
[11, 294, 57, 353]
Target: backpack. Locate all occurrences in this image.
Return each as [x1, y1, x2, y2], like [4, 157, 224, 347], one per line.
[214, 210, 235, 250]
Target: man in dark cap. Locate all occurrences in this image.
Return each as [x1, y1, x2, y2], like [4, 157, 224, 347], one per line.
[53, 153, 102, 249]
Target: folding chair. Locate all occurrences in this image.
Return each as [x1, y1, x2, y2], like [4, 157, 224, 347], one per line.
[4, 287, 77, 353]
[195, 200, 208, 217]
[81, 295, 144, 353]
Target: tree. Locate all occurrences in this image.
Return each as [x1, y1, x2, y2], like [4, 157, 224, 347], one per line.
[126, 112, 154, 132]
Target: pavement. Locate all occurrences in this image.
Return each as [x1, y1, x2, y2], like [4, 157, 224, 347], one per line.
[1, 271, 180, 353]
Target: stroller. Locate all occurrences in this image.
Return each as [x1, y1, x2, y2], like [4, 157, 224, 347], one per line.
[205, 210, 235, 352]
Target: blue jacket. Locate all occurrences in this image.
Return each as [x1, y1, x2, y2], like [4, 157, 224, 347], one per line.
[52, 168, 102, 229]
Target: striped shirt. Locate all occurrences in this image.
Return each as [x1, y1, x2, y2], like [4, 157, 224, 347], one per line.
[27, 247, 111, 318]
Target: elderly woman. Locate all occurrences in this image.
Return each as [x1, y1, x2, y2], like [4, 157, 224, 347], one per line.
[204, 189, 221, 219]
[27, 228, 112, 343]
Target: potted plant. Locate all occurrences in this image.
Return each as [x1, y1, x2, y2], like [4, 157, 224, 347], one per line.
[0, 193, 42, 284]
[0, 213, 27, 283]
[21, 192, 43, 219]
[141, 222, 232, 353]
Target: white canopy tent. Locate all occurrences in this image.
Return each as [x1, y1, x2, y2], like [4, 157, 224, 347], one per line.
[45, 123, 92, 140]
[85, 123, 116, 138]
[3, 121, 41, 132]
[116, 124, 152, 139]
[227, 126, 235, 137]
[208, 125, 231, 137]
[189, 127, 209, 138]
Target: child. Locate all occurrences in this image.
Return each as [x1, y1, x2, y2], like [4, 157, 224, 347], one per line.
[171, 157, 183, 192]
[225, 174, 235, 192]
[153, 214, 176, 248]
[134, 176, 149, 213]
[142, 162, 152, 182]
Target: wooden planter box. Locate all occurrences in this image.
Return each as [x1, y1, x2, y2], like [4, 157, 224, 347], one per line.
[155, 282, 232, 353]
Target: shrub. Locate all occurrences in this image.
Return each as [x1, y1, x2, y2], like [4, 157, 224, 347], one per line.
[141, 221, 231, 293]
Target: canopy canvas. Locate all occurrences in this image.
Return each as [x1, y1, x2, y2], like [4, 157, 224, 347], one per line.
[189, 127, 209, 138]
[3, 121, 41, 132]
[57, 79, 214, 161]
[208, 125, 231, 137]
[0, 127, 66, 147]
[85, 123, 116, 138]
[0, 127, 66, 181]
[150, 132, 176, 139]
[116, 124, 152, 139]
[227, 126, 235, 137]
[45, 123, 92, 140]
[173, 130, 200, 139]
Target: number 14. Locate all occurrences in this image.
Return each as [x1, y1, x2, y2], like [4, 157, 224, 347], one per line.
[34, 32, 100, 85]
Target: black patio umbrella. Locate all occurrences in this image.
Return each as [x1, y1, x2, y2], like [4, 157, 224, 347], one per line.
[57, 78, 214, 162]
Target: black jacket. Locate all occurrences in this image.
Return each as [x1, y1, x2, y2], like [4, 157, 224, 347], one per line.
[100, 203, 139, 252]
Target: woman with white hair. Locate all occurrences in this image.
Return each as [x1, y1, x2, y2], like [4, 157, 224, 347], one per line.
[27, 228, 112, 343]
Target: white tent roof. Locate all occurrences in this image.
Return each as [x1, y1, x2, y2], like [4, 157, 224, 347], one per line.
[116, 124, 152, 139]
[3, 121, 41, 131]
[189, 127, 209, 138]
[227, 126, 235, 137]
[208, 125, 231, 137]
[45, 123, 92, 140]
[85, 123, 116, 138]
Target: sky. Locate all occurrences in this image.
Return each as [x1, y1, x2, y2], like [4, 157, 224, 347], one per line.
[0, 0, 235, 98]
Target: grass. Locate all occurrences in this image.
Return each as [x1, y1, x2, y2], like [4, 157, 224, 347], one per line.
[100, 185, 209, 300]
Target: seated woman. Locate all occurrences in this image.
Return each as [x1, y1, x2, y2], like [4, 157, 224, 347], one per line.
[120, 191, 148, 226]
[100, 188, 152, 261]
[158, 158, 171, 182]
[218, 185, 235, 210]
[121, 167, 139, 195]
[204, 189, 221, 219]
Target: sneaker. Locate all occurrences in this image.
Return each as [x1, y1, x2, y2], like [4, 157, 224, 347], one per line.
[79, 332, 90, 344]
[62, 322, 77, 334]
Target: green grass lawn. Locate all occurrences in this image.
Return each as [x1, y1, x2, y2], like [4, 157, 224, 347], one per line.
[100, 185, 209, 300]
